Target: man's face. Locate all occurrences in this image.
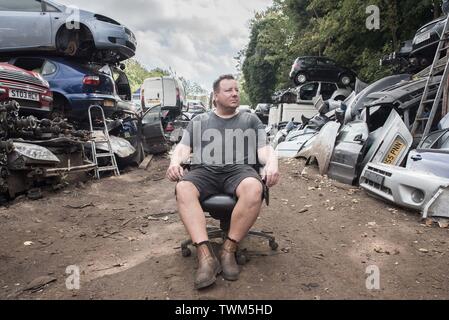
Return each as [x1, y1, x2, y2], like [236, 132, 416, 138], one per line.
[214, 79, 240, 109]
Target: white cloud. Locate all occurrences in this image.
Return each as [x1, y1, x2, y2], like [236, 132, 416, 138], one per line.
[57, 0, 272, 91]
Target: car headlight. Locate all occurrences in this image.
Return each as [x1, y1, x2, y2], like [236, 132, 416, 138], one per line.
[13, 143, 60, 163]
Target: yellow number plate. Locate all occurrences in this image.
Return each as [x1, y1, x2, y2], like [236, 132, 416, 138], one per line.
[383, 137, 405, 165]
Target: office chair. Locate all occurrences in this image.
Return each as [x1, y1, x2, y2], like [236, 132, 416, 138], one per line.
[179, 165, 279, 265]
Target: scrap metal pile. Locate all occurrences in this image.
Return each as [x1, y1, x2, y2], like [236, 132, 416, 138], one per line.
[0, 100, 95, 202]
[269, 68, 449, 221]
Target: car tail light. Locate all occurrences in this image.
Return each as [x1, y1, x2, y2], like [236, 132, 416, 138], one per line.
[83, 76, 101, 86]
[165, 122, 175, 132]
[141, 89, 145, 107]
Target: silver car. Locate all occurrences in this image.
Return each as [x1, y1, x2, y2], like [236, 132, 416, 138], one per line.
[0, 0, 136, 62]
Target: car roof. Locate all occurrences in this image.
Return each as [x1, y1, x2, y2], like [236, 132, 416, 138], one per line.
[417, 15, 446, 31]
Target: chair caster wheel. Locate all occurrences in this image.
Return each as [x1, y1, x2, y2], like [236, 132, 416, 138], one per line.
[236, 253, 247, 265]
[182, 247, 191, 257]
[269, 240, 278, 251]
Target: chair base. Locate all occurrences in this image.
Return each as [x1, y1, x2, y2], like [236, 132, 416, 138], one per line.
[180, 226, 278, 264]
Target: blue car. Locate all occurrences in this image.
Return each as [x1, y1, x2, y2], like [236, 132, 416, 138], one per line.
[5, 56, 137, 122]
[0, 0, 136, 62]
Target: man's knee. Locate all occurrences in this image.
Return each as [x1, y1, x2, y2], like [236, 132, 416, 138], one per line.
[236, 177, 263, 200]
[176, 181, 200, 202]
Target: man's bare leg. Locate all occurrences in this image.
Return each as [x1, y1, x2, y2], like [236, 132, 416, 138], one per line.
[176, 181, 221, 289]
[220, 177, 263, 281]
[228, 178, 263, 241]
[176, 181, 208, 244]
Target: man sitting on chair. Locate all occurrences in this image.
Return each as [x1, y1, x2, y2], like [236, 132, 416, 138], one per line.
[166, 74, 280, 290]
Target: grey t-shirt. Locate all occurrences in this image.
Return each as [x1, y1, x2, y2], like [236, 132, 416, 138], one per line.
[180, 111, 267, 169]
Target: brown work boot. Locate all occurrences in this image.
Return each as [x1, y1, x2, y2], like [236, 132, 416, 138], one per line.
[194, 241, 221, 290]
[220, 238, 240, 281]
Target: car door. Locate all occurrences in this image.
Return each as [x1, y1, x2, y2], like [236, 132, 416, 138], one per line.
[303, 57, 317, 79]
[0, 0, 52, 49]
[407, 129, 449, 178]
[298, 82, 319, 101]
[316, 58, 338, 82]
[319, 82, 338, 100]
[140, 104, 169, 154]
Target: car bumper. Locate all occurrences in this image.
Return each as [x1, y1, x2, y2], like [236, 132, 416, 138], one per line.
[93, 22, 137, 59]
[360, 162, 449, 215]
[67, 94, 123, 118]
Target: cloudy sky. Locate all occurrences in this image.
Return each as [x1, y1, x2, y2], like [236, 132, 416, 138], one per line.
[57, 0, 272, 91]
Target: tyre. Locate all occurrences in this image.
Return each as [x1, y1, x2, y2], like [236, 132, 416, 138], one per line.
[294, 72, 307, 85]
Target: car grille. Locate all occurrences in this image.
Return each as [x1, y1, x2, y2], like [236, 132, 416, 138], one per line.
[362, 166, 393, 195]
[0, 71, 44, 87]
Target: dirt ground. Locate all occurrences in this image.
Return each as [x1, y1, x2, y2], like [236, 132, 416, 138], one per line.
[0, 156, 448, 300]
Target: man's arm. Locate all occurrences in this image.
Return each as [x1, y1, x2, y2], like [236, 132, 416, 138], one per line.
[166, 143, 191, 182]
[257, 145, 280, 188]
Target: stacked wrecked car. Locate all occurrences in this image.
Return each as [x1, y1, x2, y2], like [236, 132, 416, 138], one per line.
[0, 0, 169, 202]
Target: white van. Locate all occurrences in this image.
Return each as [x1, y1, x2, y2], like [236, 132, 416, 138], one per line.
[141, 76, 186, 113]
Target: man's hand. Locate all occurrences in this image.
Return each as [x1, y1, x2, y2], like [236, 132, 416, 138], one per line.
[166, 164, 185, 182]
[261, 163, 280, 188]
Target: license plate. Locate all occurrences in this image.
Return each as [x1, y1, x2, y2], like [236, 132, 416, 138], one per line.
[414, 31, 430, 45]
[8, 89, 39, 102]
[383, 137, 406, 165]
[363, 170, 385, 186]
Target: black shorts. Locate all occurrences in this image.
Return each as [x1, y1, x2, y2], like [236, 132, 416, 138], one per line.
[177, 165, 267, 202]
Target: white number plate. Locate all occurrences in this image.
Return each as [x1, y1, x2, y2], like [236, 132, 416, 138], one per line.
[414, 31, 431, 45]
[9, 89, 40, 102]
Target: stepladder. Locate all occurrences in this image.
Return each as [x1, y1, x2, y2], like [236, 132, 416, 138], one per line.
[88, 105, 120, 179]
[411, 14, 449, 142]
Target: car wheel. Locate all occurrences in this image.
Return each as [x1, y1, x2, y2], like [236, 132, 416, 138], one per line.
[56, 26, 94, 58]
[294, 73, 307, 85]
[339, 74, 353, 86]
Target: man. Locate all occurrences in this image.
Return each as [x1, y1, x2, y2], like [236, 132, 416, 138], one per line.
[166, 74, 279, 290]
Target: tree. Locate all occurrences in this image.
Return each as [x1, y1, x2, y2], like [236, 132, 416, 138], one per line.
[242, 0, 438, 94]
[123, 59, 169, 93]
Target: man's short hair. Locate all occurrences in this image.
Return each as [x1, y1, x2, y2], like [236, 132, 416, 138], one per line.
[213, 74, 235, 93]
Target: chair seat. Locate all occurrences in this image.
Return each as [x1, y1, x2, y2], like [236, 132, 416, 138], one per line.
[201, 194, 236, 217]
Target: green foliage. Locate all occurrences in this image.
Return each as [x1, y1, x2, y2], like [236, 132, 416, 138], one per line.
[123, 59, 169, 93]
[242, 0, 439, 105]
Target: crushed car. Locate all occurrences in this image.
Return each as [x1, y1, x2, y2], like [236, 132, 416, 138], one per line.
[4, 56, 138, 123]
[360, 123, 449, 219]
[0, 62, 53, 118]
[0, 0, 136, 63]
[0, 100, 95, 202]
[289, 56, 357, 86]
